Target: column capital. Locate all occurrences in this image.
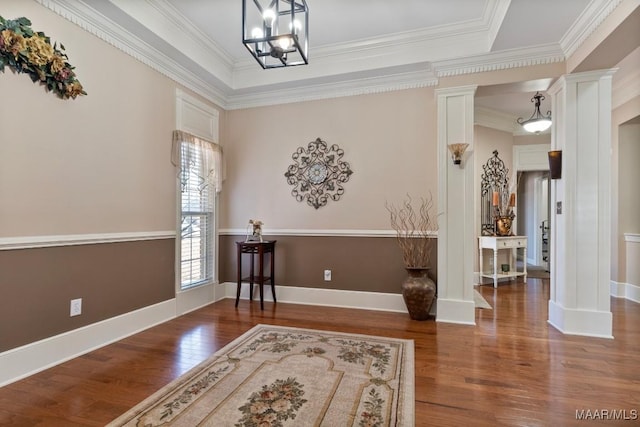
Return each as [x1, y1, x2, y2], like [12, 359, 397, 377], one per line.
[435, 85, 478, 98]
[548, 68, 618, 95]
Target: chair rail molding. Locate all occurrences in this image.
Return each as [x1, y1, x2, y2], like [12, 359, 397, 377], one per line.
[0, 231, 176, 251]
[218, 228, 438, 238]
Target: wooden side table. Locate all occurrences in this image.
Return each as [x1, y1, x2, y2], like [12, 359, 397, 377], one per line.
[236, 240, 277, 310]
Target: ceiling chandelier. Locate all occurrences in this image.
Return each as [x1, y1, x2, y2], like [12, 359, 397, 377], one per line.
[517, 92, 552, 133]
[242, 0, 309, 69]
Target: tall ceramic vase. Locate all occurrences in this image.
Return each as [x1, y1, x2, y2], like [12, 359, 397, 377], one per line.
[402, 267, 436, 320]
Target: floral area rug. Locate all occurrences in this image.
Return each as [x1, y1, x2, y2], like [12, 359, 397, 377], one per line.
[108, 324, 414, 427]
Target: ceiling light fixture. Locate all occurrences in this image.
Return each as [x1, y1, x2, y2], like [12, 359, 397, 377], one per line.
[517, 92, 552, 133]
[242, 0, 309, 69]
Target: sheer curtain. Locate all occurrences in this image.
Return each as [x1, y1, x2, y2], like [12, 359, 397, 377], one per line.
[172, 130, 223, 194]
[171, 130, 223, 289]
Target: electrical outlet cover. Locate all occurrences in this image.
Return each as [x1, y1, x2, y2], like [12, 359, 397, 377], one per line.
[70, 298, 82, 316]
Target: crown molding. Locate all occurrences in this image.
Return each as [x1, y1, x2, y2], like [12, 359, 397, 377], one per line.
[560, 0, 624, 58]
[231, 26, 490, 91]
[434, 43, 565, 77]
[233, 0, 508, 74]
[475, 106, 519, 134]
[486, 0, 512, 48]
[37, 0, 572, 111]
[227, 68, 439, 110]
[35, 0, 230, 108]
[108, 0, 235, 84]
[231, 1, 510, 89]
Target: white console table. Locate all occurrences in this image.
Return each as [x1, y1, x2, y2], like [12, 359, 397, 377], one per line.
[478, 236, 527, 288]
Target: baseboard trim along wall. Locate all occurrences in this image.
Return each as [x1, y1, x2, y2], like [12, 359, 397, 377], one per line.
[0, 299, 176, 387]
[0, 283, 407, 386]
[610, 281, 640, 303]
[176, 282, 222, 316]
[226, 282, 408, 313]
[0, 231, 176, 250]
[16, 278, 634, 385]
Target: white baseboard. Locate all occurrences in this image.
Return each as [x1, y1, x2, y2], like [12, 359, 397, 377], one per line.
[610, 281, 640, 303]
[1, 282, 456, 387]
[435, 298, 476, 325]
[0, 299, 176, 387]
[223, 282, 408, 313]
[176, 282, 228, 315]
[547, 300, 613, 339]
[0, 284, 409, 387]
[7, 278, 633, 388]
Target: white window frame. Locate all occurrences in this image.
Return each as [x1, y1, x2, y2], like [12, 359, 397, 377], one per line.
[175, 89, 220, 292]
[179, 142, 215, 289]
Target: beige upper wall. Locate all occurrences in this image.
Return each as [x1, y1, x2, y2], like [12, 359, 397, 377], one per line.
[618, 123, 640, 236]
[0, 1, 178, 237]
[220, 62, 572, 232]
[221, 88, 438, 230]
[2, 0, 632, 241]
[611, 94, 640, 282]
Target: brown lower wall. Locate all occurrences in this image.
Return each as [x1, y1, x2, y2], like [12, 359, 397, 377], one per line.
[219, 234, 437, 294]
[0, 239, 175, 352]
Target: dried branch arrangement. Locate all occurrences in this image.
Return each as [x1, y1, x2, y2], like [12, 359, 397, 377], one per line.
[386, 194, 437, 268]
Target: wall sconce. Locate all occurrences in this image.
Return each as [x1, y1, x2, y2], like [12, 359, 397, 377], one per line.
[548, 150, 562, 179]
[448, 143, 469, 166]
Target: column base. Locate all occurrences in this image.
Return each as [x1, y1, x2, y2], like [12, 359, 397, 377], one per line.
[548, 300, 613, 338]
[435, 298, 475, 325]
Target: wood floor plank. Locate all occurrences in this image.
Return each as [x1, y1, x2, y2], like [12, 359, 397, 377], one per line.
[1, 278, 639, 426]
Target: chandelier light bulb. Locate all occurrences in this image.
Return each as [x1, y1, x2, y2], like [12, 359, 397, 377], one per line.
[262, 9, 276, 27]
[278, 37, 292, 50]
[251, 27, 264, 39]
[290, 19, 302, 33]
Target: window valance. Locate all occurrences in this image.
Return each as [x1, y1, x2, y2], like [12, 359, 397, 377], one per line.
[171, 130, 223, 193]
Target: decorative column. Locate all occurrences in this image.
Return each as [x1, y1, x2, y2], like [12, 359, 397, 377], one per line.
[547, 69, 616, 338]
[435, 86, 477, 325]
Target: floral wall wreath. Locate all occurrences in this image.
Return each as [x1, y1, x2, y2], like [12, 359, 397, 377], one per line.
[0, 16, 86, 99]
[284, 138, 354, 209]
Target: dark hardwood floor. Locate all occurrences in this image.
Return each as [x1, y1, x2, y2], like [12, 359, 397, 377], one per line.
[1, 278, 639, 426]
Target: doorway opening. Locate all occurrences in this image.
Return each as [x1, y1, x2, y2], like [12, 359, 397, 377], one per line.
[516, 171, 550, 279]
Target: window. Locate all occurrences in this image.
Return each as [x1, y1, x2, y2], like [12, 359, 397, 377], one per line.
[175, 132, 222, 290]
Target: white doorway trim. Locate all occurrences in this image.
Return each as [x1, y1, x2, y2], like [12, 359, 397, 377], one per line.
[513, 144, 550, 268]
[532, 175, 549, 267]
[513, 144, 551, 172]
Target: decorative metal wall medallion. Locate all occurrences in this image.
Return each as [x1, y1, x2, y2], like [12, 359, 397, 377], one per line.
[284, 138, 354, 209]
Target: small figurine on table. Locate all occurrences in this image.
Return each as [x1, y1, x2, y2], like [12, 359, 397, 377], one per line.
[246, 219, 263, 242]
